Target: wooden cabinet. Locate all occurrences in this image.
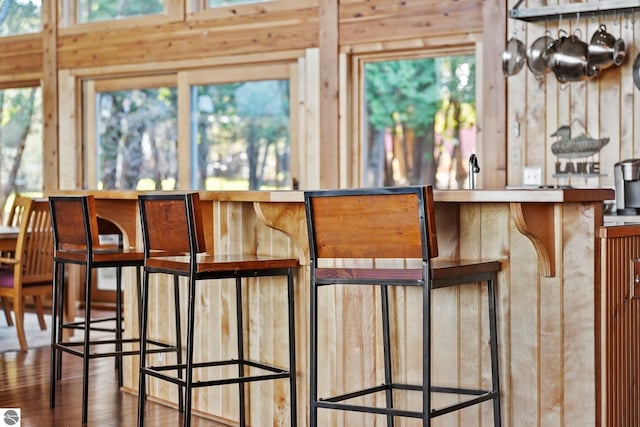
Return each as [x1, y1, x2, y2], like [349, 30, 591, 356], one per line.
[599, 223, 640, 426]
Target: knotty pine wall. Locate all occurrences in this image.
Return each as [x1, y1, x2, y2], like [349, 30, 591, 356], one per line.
[507, 0, 640, 188]
[0, 0, 506, 191]
[36, 1, 640, 190]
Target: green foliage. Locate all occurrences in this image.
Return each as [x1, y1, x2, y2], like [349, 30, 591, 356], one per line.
[79, 0, 164, 23]
[365, 56, 476, 137]
[0, 0, 41, 36]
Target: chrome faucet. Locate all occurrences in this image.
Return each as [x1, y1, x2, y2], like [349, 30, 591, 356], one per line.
[469, 154, 480, 189]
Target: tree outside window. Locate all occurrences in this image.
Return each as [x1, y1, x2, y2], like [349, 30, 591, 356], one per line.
[95, 88, 177, 190]
[192, 80, 290, 190]
[78, 0, 163, 23]
[0, 0, 41, 37]
[363, 55, 476, 189]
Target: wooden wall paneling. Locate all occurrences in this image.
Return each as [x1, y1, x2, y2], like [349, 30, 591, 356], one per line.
[505, 0, 524, 186]
[561, 202, 598, 425]
[538, 205, 563, 426]
[619, 14, 636, 164]
[524, 8, 548, 184]
[457, 203, 482, 425]
[0, 35, 42, 84]
[481, 0, 506, 189]
[585, 17, 602, 187]
[290, 62, 301, 189]
[481, 203, 511, 425]
[633, 17, 640, 158]
[295, 55, 308, 189]
[177, 71, 191, 189]
[303, 49, 321, 189]
[339, 0, 483, 45]
[43, 0, 59, 191]
[318, 0, 339, 189]
[600, 59, 623, 187]
[338, 53, 351, 188]
[166, 0, 186, 22]
[58, 69, 79, 189]
[543, 16, 559, 186]
[508, 211, 540, 425]
[57, 6, 319, 71]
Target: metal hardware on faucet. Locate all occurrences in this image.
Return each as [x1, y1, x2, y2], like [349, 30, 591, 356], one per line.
[469, 154, 480, 189]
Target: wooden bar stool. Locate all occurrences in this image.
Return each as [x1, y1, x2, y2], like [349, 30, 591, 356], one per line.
[136, 192, 298, 427]
[304, 186, 502, 426]
[48, 195, 176, 425]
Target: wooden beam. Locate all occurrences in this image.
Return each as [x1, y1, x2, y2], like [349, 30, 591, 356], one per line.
[481, 0, 507, 189]
[42, 0, 58, 191]
[319, 0, 339, 188]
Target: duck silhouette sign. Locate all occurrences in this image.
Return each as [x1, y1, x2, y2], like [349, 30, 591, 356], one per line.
[551, 124, 608, 177]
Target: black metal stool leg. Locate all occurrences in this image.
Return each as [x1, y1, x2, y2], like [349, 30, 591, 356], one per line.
[183, 274, 197, 427]
[488, 277, 502, 427]
[287, 269, 297, 427]
[309, 272, 318, 427]
[380, 285, 395, 427]
[236, 277, 246, 427]
[49, 260, 61, 408]
[82, 263, 93, 424]
[137, 270, 151, 427]
[423, 280, 432, 427]
[174, 274, 184, 413]
[116, 266, 124, 387]
[56, 264, 66, 380]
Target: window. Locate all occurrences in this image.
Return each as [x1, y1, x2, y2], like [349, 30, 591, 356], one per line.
[78, 0, 164, 23]
[0, 86, 43, 214]
[0, 0, 41, 36]
[85, 77, 177, 190]
[191, 79, 291, 190]
[83, 64, 295, 191]
[361, 53, 476, 189]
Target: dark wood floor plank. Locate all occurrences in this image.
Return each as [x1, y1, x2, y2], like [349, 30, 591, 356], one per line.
[0, 346, 230, 426]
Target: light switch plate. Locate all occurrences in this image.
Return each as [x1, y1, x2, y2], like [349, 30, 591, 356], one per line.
[523, 166, 542, 186]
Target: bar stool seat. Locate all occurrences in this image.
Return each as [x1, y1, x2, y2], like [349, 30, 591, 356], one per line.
[304, 186, 502, 426]
[48, 195, 174, 425]
[136, 192, 298, 427]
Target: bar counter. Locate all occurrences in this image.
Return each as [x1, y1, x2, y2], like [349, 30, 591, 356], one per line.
[53, 188, 615, 426]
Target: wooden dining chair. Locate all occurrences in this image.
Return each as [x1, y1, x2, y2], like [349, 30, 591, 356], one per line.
[0, 197, 53, 351]
[1, 195, 38, 326]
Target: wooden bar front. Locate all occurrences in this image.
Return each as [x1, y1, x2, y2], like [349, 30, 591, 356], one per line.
[57, 188, 614, 427]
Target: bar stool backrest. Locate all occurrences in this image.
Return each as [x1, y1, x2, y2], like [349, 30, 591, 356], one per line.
[304, 186, 438, 262]
[49, 195, 100, 252]
[138, 192, 207, 257]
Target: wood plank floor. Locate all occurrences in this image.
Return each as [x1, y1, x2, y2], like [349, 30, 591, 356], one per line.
[0, 344, 231, 426]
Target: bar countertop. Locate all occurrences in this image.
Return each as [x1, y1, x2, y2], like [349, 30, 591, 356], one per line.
[54, 187, 615, 203]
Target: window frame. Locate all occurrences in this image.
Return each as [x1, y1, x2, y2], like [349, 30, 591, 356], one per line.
[350, 45, 479, 188]
[81, 61, 299, 190]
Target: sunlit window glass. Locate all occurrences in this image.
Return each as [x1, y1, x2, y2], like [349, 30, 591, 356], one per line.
[191, 80, 290, 190]
[95, 88, 177, 190]
[0, 87, 43, 214]
[363, 55, 476, 189]
[78, 0, 164, 23]
[0, 0, 41, 36]
[208, 0, 271, 7]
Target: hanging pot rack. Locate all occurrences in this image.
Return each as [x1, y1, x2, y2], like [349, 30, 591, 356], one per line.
[510, 0, 640, 23]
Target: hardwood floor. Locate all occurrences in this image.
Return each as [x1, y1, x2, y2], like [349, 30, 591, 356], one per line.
[0, 345, 230, 426]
